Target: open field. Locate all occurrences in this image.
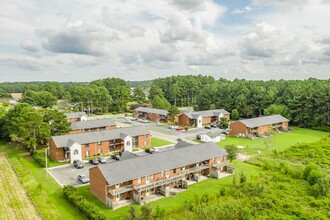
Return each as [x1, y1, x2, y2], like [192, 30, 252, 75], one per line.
[150, 137, 174, 147]
[217, 127, 329, 155]
[0, 152, 42, 220]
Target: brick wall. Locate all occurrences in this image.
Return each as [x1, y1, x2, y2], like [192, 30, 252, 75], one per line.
[229, 121, 247, 136]
[202, 116, 212, 125]
[178, 114, 191, 127]
[89, 166, 107, 203]
[49, 138, 64, 161]
[137, 135, 150, 148]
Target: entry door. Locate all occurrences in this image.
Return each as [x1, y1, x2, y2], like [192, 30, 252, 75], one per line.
[146, 189, 149, 196]
[115, 194, 120, 202]
[146, 175, 149, 184]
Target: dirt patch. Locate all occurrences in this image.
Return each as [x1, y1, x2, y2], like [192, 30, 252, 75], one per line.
[0, 152, 42, 220]
[236, 153, 253, 161]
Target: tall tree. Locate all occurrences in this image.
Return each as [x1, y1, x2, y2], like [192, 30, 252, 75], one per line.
[133, 86, 146, 104]
[42, 109, 71, 135]
[152, 95, 171, 110]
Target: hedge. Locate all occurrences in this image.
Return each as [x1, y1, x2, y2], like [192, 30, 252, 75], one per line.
[33, 153, 46, 167]
[63, 185, 106, 220]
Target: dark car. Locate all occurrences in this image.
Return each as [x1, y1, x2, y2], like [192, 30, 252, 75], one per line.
[89, 159, 99, 165]
[211, 124, 217, 128]
[98, 157, 107, 164]
[73, 160, 84, 169]
[111, 154, 120, 160]
[78, 174, 89, 184]
[177, 138, 183, 141]
[145, 147, 158, 154]
[204, 125, 211, 129]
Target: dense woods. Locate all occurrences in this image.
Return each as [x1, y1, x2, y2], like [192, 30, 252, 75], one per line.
[1, 76, 329, 131]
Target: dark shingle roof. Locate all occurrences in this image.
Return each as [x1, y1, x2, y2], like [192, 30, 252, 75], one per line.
[52, 126, 150, 148]
[65, 112, 87, 119]
[184, 109, 230, 119]
[98, 142, 227, 185]
[239, 115, 289, 128]
[70, 118, 116, 130]
[119, 151, 138, 161]
[134, 107, 168, 116]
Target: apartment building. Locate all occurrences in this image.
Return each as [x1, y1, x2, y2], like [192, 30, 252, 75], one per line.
[69, 118, 117, 134]
[49, 126, 150, 163]
[134, 107, 169, 122]
[89, 142, 229, 209]
[229, 114, 289, 138]
[65, 112, 88, 122]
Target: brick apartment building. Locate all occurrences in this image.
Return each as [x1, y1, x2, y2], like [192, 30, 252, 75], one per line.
[49, 126, 150, 163]
[65, 112, 88, 122]
[176, 109, 230, 128]
[229, 114, 289, 138]
[134, 107, 169, 122]
[89, 142, 229, 209]
[69, 118, 117, 134]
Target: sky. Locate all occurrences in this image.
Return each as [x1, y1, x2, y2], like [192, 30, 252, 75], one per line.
[1, 0, 330, 82]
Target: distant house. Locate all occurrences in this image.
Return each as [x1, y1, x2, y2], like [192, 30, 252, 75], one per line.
[229, 114, 289, 138]
[177, 109, 230, 128]
[134, 107, 169, 122]
[49, 126, 151, 162]
[65, 112, 88, 122]
[89, 142, 229, 209]
[199, 132, 226, 143]
[69, 118, 117, 134]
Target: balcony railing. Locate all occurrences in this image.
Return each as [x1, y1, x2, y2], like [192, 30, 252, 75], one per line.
[134, 175, 184, 192]
[212, 161, 229, 169]
[109, 184, 133, 195]
[180, 163, 210, 175]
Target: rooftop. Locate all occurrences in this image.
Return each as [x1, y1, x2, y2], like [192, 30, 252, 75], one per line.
[135, 107, 169, 116]
[70, 118, 116, 130]
[238, 114, 289, 128]
[183, 109, 230, 119]
[65, 112, 87, 119]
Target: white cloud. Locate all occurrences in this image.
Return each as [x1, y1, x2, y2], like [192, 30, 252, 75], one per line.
[20, 40, 39, 52]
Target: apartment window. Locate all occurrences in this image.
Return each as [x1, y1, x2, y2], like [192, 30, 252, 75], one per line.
[161, 171, 164, 177]
[173, 168, 176, 174]
[144, 141, 147, 146]
[146, 175, 149, 182]
[126, 141, 130, 146]
[73, 150, 78, 155]
[138, 177, 141, 184]
[85, 144, 89, 148]
[97, 141, 102, 145]
[116, 194, 119, 199]
[98, 149, 102, 154]
[217, 158, 220, 164]
[85, 151, 90, 157]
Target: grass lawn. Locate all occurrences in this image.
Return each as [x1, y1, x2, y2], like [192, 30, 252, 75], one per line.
[76, 160, 262, 220]
[150, 137, 173, 148]
[218, 127, 329, 155]
[0, 142, 84, 220]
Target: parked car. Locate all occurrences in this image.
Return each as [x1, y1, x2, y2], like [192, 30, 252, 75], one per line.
[145, 147, 158, 154]
[98, 157, 107, 164]
[73, 160, 84, 169]
[78, 174, 90, 184]
[211, 124, 217, 128]
[169, 125, 178, 130]
[204, 125, 211, 129]
[111, 154, 120, 160]
[177, 138, 183, 141]
[89, 158, 99, 165]
[176, 127, 184, 131]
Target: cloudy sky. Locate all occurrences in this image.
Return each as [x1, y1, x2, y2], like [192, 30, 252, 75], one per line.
[1, 0, 330, 82]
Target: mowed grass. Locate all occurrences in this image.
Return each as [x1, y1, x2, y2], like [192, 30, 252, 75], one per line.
[0, 142, 84, 220]
[76, 160, 263, 220]
[151, 137, 173, 148]
[217, 127, 329, 155]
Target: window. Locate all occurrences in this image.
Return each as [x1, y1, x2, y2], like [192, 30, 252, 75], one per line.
[146, 175, 149, 182]
[97, 141, 102, 145]
[144, 141, 147, 146]
[73, 150, 78, 155]
[98, 149, 102, 154]
[161, 171, 164, 177]
[152, 174, 155, 179]
[144, 134, 147, 138]
[85, 144, 89, 148]
[85, 151, 90, 157]
[173, 168, 176, 174]
[126, 141, 130, 146]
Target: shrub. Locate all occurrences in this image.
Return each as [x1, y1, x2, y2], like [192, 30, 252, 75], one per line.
[33, 152, 46, 167]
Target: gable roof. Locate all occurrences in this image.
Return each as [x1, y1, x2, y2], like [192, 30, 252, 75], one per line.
[65, 112, 87, 119]
[183, 109, 230, 119]
[70, 118, 116, 130]
[134, 107, 169, 116]
[51, 126, 150, 148]
[98, 142, 227, 185]
[238, 115, 289, 128]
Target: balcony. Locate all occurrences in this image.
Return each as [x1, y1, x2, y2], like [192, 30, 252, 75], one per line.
[180, 163, 210, 175]
[134, 175, 184, 192]
[108, 142, 124, 146]
[212, 161, 229, 169]
[109, 184, 133, 195]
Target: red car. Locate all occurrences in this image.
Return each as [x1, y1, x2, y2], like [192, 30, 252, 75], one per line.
[176, 127, 184, 131]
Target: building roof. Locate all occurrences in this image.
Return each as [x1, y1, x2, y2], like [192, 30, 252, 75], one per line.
[183, 109, 230, 119]
[119, 151, 138, 161]
[98, 142, 227, 185]
[134, 107, 169, 116]
[51, 126, 150, 148]
[238, 115, 289, 128]
[202, 132, 225, 138]
[65, 112, 87, 119]
[70, 118, 116, 130]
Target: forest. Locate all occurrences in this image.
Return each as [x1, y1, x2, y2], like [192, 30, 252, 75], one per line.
[1, 76, 329, 131]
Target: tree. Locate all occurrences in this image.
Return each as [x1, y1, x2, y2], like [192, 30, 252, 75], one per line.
[168, 105, 180, 123]
[218, 117, 229, 129]
[225, 144, 238, 162]
[231, 109, 239, 120]
[43, 109, 71, 135]
[152, 95, 171, 110]
[264, 104, 292, 120]
[149, 84, 164, 100]
[133, 87, 146, 104]
[21, 90, 57, 108]
[0, 88, 10, 98]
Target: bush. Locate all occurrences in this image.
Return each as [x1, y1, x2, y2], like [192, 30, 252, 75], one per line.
[63, 185, 106, 220]
[33, 152, 46, 167]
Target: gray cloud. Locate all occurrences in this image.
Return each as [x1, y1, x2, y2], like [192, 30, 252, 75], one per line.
[20, 41, 39, 52]
[0, 56, 45, 71]
[170, 0, 206, 11]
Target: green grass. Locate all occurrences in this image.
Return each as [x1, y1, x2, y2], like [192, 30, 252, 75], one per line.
[218, 127, 329, 155]
[0, 142, 84, 220]
[150, 137, 173, 148]
[76, 160, 262, 220]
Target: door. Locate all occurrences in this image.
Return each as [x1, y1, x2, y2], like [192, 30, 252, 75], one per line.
[115, 194, 120, 202]
[146, 175, 149, 184]
[146, 189, 149, 196]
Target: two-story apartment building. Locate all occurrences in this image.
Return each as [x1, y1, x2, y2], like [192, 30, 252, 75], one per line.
[49, 126, 151, 163]
[229, 114, 289, 138]
[89, 142, 229, 209]
[69, 118, 117, 134]
[134, 107, 169, 122]
[176, 109, 230, 128]
[65, 112, 88, 122]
